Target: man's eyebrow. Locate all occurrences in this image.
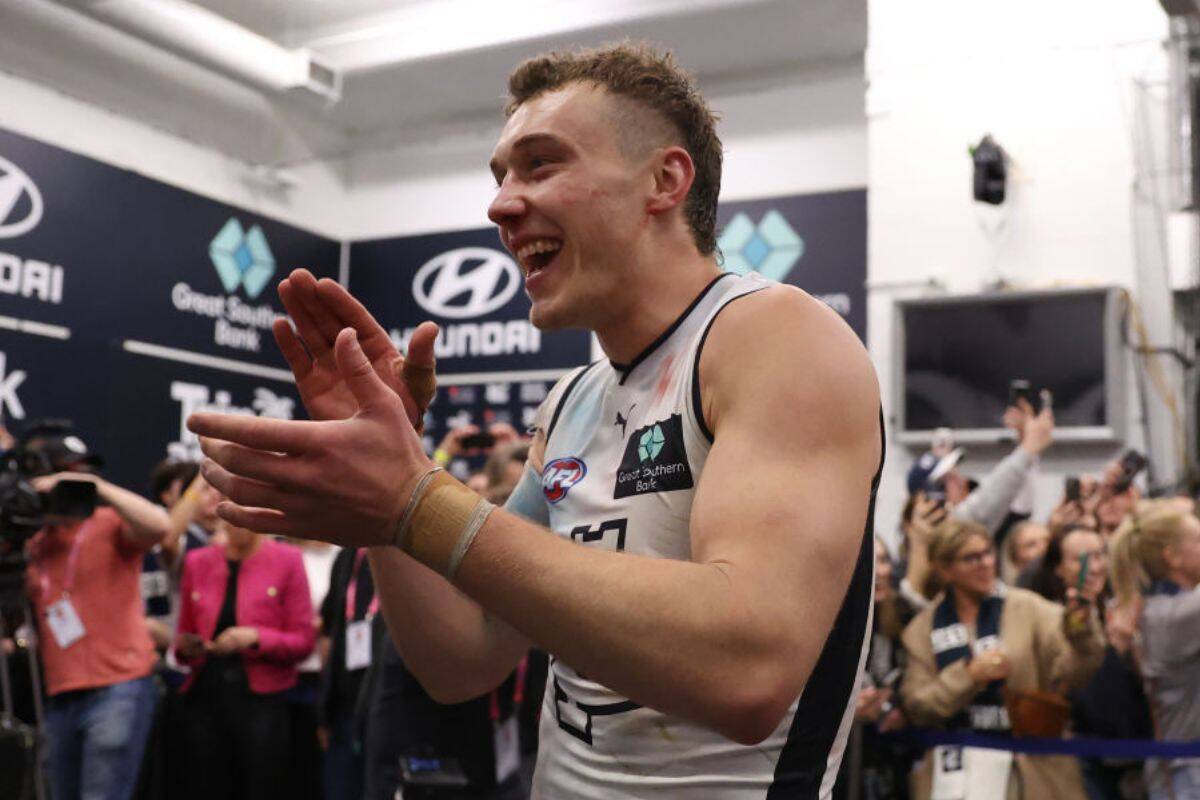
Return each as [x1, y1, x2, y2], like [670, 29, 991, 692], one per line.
[489, 133, 567, 179]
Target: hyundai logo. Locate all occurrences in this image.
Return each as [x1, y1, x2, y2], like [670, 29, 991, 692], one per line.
[0, 156, 44, 239]
[412, 247, 520, 319]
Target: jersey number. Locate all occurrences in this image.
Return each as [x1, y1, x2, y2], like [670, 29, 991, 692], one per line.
[569, 518, 627, 552]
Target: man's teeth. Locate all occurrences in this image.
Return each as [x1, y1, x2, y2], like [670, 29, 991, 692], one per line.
[516, 239, 562, 266]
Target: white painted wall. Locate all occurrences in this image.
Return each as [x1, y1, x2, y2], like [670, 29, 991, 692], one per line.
[339, 62, 869, 242]
[866, 0, 1175, 539]
[0, 71, 347, 240]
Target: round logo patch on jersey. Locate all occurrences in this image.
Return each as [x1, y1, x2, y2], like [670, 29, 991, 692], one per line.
[542, 457, 587, 504]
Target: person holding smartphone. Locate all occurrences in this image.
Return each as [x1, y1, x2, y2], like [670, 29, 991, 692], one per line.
[173, 518, 315, 800]
[900, 518, 1104, 799]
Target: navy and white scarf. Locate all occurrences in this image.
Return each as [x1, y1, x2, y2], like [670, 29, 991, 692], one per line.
[931, 584, 1010, 733]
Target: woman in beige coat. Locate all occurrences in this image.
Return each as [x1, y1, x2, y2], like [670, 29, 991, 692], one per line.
[900, 518, 1105, 800]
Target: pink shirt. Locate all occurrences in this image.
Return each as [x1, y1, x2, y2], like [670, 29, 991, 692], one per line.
[175, 539, 315, 694]
[27, 508, 156, 696]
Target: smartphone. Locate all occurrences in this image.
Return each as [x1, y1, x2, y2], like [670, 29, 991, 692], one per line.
[399, 756, 470, 787]
[1076, 551, 1091, 594]
[1008, 379, 1041, 413]
[1113, 449, 1148, 493]
[459, 431, 495, 450]
[41, 480, 98, 518]
[1064, 476, 1082, 503]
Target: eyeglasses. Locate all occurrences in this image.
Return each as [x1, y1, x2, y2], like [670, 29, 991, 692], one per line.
[954, 547, 995, 567]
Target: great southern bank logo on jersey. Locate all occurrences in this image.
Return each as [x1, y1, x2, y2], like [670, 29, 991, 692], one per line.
[615, 414, 693, 499]
[0, 154, 65, 306]
[170, 218, 281, 353]
[542, 457, 587, 504]
[391, 247, 542, 360]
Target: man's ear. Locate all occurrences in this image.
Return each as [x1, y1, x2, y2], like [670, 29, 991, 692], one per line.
[646, 146, 695, 215]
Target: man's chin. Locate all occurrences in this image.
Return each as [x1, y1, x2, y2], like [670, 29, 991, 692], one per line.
[529, 302, 571, 331]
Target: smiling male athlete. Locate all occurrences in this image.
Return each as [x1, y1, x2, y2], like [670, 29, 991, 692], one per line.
[190, 43, 884, 799]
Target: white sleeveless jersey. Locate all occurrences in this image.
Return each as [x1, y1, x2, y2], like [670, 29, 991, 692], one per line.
[506, 272, 882, 800]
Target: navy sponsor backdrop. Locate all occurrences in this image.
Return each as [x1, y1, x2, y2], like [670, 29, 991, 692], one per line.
[349, 228, 591, 376]
[350, 228, 593, 477]
[2, 118, 867, 492]
[0, 126, 339, 492]
[716, 189, 867, 340]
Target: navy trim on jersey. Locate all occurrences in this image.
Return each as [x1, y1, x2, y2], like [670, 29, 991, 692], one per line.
[689, 286, 770, 443]
[766, 412, 885, 799]
[611, 272, 734, 386]
[546, 361, 602, 443]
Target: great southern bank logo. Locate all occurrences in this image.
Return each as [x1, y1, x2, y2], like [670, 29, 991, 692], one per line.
[718, 210, 804, 282]
[638, 424, 665, 463]
[171, 219, 283, 353]
[209, 218, 275, 299]
[0, 155, 43, 239]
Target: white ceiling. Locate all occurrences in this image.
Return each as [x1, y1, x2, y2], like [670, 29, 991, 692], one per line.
[0, 0, 865, 167]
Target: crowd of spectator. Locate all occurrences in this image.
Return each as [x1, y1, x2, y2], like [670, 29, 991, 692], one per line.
[838, 397, 1200, 800]
[0, 419, 544, 800]
[4, 389, 1200, 800]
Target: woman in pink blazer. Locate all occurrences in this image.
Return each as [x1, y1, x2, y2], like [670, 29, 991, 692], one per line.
[174, 520, 315, 800]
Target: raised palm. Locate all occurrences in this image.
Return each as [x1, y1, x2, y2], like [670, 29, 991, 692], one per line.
[272, 269, 437, 425]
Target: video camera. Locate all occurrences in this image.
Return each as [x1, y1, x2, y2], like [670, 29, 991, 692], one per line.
[0, 421, 99, 606]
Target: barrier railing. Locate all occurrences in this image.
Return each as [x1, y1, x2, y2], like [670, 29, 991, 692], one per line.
[882, 730, 1200, 759]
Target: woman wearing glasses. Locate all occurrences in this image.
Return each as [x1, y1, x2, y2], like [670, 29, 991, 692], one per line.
[900, 518, 1105, 799]
[1109, 498, 1200, 800]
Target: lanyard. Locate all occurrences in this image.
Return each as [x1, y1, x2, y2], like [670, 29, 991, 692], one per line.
[39, 518, 94, 602]
[490, 654, 530, 723]
[345, 548, 380, 621]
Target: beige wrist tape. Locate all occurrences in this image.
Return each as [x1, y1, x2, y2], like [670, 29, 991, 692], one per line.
[394, 469, 495, 579]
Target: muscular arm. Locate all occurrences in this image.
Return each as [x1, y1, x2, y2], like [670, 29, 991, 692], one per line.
[193, 287, 880, 743]
[452, 289, 881, 742]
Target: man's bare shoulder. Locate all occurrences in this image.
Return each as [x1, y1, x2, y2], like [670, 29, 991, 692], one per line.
[699, 284, 879, 445]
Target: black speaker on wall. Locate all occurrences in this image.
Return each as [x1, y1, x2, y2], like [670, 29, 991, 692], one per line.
[971, 134, 1008, 205]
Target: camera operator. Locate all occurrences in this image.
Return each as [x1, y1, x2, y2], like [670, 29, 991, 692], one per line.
[23, 429, 169, 800]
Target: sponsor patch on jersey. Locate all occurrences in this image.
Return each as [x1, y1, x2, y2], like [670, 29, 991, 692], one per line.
[543, 457, 587, 504]
[614, 413, 694, 499]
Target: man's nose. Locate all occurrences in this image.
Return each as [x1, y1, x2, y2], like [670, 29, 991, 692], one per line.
[488, 176, 526, 228]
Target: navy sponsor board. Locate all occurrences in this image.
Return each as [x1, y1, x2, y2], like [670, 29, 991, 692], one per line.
[0, 126, 335, 491]
[1, 334, 304, 493]
[716, 189, 867, 340]
[0, 127, 339, 367]
[349, 229, 592, 377]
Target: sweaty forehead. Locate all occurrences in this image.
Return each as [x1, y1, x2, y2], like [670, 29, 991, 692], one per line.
[492, 84, 632, 165]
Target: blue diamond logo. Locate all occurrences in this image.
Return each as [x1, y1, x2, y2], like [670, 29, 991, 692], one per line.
[743, 233, 770, 268]
[717, 209, 804, 281]
[209, 217, 276, 299]
[638, 425, 665, 463]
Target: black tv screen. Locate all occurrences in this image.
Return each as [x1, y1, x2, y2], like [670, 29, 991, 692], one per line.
[901, 290, 1111, 433]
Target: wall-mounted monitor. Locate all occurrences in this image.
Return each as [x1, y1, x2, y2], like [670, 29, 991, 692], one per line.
[895, 288, 1125, 445]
